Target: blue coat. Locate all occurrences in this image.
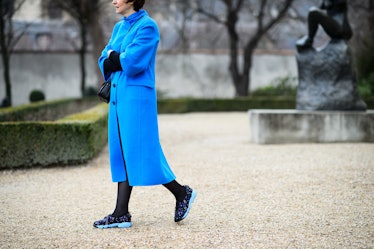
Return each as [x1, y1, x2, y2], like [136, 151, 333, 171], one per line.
[98, 10, 176, 186]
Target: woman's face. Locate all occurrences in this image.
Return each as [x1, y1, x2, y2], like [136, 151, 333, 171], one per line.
[112, 0, 135, 17]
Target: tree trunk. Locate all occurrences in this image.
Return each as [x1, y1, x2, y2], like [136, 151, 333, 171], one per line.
[0, 42, 11, 106]
[2, 49, 11, 106]
[79, 23, 87, 96]
[88, 12, 105, 86]
[238, 51, 252, 97]
[226, 10, 243, 96]
[0, 3, 12, 106]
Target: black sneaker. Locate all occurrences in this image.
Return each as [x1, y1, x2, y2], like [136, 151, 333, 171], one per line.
[174, 186, 197, 222]
[93, 213, 132, 229]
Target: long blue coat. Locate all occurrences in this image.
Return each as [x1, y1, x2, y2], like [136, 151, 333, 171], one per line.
[98, 10, 176, 186]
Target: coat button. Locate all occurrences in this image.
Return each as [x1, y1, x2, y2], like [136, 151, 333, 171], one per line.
[113, 84, 116, 88]
[112, 101, 116, 105]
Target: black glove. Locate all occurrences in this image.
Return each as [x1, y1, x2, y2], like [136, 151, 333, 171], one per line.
[103, 58, 121, 73]
[109, 51, 122, 70]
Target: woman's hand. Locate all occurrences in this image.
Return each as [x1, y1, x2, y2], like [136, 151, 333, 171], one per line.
[103, 50, 122, 73]
[107, 49, 114, 58]
[109, 51, 121, 69]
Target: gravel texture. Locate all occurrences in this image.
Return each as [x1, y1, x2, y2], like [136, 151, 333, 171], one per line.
[1, 112, 373, 248]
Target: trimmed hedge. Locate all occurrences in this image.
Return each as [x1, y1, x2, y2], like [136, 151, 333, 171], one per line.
[157, 97, 297, 113]
[157, 97, 374, 113]
[29, 89, 45, 102]
[0, 97, 98, 122]
[364, 97, 374, 109]
[0, 103, 108, 169]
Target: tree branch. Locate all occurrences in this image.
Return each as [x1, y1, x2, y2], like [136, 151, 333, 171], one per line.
[255, 0, 294, 40]
[195, 2, 226, 25]
[9, 21, 32, 50]
[13, 0, 26, 13]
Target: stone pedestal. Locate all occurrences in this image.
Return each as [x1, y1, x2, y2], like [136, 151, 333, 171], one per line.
[249, 109, 374, 144]
[296, 40, 367, 111]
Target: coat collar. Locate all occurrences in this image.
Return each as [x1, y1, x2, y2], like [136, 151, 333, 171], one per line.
[122, 9, 147, 25]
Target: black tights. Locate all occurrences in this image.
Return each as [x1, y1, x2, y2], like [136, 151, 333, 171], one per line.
[163, 180, 186, 202]
[112, 181, 133, 217]
[111, 180, 186, 217]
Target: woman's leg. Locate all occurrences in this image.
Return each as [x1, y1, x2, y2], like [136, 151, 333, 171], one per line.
[112, 181, 133, 217]
[163, 180, 197, 222]
[93, 180, 133, 228]
[163, 180, 186, 201]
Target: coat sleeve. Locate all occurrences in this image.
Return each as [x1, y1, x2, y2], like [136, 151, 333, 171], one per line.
[119, 21, 159, 77]
[98, 22, 121, 81]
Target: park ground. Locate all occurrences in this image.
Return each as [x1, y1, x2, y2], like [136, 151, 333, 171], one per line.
[1, 112, 373, 248]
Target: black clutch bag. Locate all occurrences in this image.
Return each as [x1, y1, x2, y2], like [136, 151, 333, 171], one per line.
[97, 80, 111, 103]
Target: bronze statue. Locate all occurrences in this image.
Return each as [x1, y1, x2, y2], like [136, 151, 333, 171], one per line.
[296, 0, 352, 50]
[295, 0, 367, 111]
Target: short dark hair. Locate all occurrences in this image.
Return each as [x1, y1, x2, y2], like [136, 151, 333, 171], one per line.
[127, 0, 145, 11]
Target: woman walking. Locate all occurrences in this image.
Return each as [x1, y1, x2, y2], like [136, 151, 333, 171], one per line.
[94, 0, 196, 229]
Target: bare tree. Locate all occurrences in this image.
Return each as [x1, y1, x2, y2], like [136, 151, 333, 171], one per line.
[197, 0, 294, 96]
[55, 0, 106, 95]
[173, 0, 195, 51]
[146, 0, 196, 51]
[0, 0, 25, 106]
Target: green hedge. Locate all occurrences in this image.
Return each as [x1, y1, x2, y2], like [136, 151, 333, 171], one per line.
[157, 97, 297, 113]
[0, 97, 98, 122]
[29, 89, 45, 102]
[0, 103, 108, 169]
[364, 97, 374, 109]
[157, 97, 374, 113]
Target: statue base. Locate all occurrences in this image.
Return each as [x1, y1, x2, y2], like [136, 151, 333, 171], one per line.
[296, 39, 366, 111]
[249, 109, 374, 144]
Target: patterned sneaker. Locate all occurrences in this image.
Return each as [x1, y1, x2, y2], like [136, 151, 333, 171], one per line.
[174, 185, 197, 222]
[93, 213, 132, 229]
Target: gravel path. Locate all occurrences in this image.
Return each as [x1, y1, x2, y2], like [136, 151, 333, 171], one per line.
[1, 112, 373, 248]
